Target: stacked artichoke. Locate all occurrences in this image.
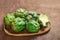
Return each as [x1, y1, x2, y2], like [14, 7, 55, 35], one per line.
[4, 8, 50, 33]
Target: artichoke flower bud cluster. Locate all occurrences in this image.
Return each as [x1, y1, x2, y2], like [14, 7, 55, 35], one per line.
[4, 8, 50, 33]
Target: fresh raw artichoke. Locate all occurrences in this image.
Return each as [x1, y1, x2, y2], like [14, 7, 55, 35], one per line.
[38, 13, 50, 27]
[4, 13, 15, 25]
[26, 11, 39, 20]
[26, 20, 40, 33]
[4, 8, 50, 33]
[15, 8, 27, 17]
[12, 17, 25, 32]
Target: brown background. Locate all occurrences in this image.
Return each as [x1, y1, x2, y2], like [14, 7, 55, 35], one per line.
[0, 0, 60, 40]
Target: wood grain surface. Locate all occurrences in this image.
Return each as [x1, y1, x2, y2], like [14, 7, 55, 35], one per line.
[0, 0, 60, 40]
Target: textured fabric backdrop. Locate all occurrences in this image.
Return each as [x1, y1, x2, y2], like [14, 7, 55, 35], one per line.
[0, 0, 60, 40]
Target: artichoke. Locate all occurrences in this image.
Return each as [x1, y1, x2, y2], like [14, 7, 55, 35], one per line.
[4, 8, 50, 33]
[12, 17, 25, 32]
[28, 11, 39, 18]
[15, 8, 27, 17]
[26, 20, 40, 33]
[4, 13, 15, 25]
[26, 11, 39, 21]
[38, 13, 50, 27]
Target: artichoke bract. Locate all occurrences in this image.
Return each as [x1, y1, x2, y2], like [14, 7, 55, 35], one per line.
[12, 17, 25, 32]
[26, 20, 40, 33]
[4, 13, 15, 25]
[26, 15, 32, 20]
[15, 8, 27, 18]
[39, 13, 50, 27]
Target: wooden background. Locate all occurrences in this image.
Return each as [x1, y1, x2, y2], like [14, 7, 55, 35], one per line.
[0, 0, 60, 40]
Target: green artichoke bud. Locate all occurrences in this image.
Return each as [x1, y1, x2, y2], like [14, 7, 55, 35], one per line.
[12, 17, 25, 32]
[26, 20, 40, 33]
[28, 11, 39, 20]
[15, 8, 27, 17]
[39, 13, 50, 27]
[4, 13, 15, 25]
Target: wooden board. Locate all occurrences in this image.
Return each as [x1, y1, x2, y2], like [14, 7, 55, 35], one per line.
[4, 25, 51, 36]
